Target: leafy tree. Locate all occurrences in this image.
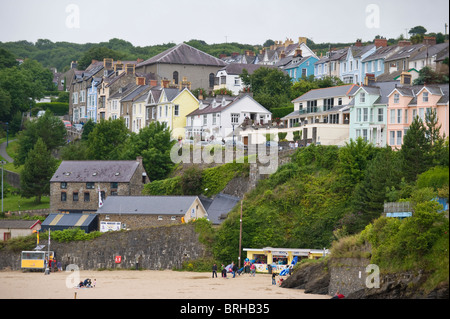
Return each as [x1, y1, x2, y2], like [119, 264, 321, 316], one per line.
[85, 118, 129, 160]
[15, 111, 67, 166]
[409, 26, 427, 36]
[78, 46, 127, 70]
[81, 119, 96, 141]
[0, 48, 18, 69]
[240, 67, 293, 110]
[400, 116, 431, 183]
[120, 121, 175, 181]
[20, 138, 58, 203]
[181, 166, 204, 195]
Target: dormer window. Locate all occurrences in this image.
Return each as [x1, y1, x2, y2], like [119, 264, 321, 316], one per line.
[423, 91, 429, 102]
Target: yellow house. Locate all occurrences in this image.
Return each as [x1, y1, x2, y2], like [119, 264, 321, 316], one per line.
[243, 247, 329, 273]
[156, 87, 200, 140]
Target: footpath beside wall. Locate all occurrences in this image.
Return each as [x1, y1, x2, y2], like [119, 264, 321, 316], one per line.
[0, 224, 208, 271]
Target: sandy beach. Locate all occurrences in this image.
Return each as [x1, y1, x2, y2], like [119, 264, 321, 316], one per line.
[0, 269, 330, 299]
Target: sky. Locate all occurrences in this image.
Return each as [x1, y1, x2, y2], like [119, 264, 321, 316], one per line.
[0, 0, 449, 46]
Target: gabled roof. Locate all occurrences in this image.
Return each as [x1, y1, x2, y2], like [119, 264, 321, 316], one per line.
[96, 196, 205, 216]
[0, 220, 41, 229]
[42, 214, 97, 230]
[137, 43, 226, 68]
[50, 160, 143, 183]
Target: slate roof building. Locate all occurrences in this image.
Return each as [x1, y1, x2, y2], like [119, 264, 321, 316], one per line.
[96, 196, 208, 229]
[200, 193, 241, 225]
[41, 213, 99, 233]
[0, 220, 41, 241]
[136, 43, 227, 91]
[49, 158, 149, 214]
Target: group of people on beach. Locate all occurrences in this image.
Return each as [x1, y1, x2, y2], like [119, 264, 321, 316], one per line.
[212, 261, 258, 279]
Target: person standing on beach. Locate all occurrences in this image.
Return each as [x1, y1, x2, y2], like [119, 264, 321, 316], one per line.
[221, 264, 227, 278]
[212, 264, 218, 278]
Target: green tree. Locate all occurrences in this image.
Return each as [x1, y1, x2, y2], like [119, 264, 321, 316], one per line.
[120, 121, 176, 181]
[0, 48, 18, 69]
[20, 138, 58, 203]
[15, 111, 67, 166]
[85, 118, 129, 160]
[409, 26, 427, 36]
[400, 116, 431, 183]
[78, 46, 127, 70]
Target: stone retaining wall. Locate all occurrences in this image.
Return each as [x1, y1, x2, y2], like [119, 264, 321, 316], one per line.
[0, 224, 208, 271]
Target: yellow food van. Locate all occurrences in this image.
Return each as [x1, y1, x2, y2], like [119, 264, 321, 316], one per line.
[21, 251, 54, 271]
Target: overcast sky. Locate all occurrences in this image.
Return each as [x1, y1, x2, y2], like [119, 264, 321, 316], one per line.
[1, 0, 448, 46]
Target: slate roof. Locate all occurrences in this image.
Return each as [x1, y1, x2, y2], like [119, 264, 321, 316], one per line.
[362, 45, 400, 62]
[41, 214, 98, 233]
[409, 43, 449, 61]
[292, 84, 360, 102]
[50, 161, 141, 183]
[385, 44, 425, 62]
[0, 220, 41, 229]
[199, 193, 240, 225]
[220, 63, 277, 75]
[96, 196, 204, 216]
[137, 43, 226, 68]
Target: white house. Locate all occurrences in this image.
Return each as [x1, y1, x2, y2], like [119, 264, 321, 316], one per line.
[185, 94, 272, 142]
[214, 64, 278, 96]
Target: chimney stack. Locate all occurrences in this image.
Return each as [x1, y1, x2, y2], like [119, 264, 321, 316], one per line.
[161, 79, 170, 88]
[423, 36, 436, 46]
[374, 38, 388, 48]
[355, 39, 362, 47]
[398, 40, 412, 47]
[364, 73, 376, 86]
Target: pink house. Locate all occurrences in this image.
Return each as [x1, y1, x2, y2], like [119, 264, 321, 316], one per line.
[387, 84, 449, 148]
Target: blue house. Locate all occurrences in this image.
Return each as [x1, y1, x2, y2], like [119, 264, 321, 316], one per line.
[285, 55, 319, 82]
[340, 42, 376, 84]
[86, 78, 101, 123]
[361, 45, 400, 79]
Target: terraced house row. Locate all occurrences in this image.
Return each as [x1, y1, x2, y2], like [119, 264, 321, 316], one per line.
[67, 36, 448, 148]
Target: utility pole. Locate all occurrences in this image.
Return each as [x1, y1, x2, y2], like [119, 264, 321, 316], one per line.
[238, 199, 243, 268]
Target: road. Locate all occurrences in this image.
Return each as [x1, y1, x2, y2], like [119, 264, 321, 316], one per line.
[0, 139, 15, 163]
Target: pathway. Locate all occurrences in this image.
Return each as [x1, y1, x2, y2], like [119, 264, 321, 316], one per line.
[0, 139, 15, 163]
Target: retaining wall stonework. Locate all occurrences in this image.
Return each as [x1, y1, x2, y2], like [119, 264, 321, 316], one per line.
[0, 224, 208, 271]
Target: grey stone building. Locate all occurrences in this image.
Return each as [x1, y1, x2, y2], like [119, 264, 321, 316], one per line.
[49, 157, 149, 214]
[135, 43, 226, 92]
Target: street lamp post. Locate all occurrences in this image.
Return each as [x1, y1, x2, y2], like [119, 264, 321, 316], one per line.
[1, 160, 6, 213]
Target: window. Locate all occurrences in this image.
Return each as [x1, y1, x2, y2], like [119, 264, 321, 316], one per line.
[360, 93, 366, 103]
[209, 73, 215, 88]
[390, 109, 395, 124]
[174, 105, 179, 116]
[323, 98, 334, 111]
[397, 109, 402, 124]
[404, 109, 408, 124]
[231, 113, 240, 124]
[234, 77, 240, 86]
[86, 182, 95, 189]
[419, 108, 425, 121]
[357, 108, 362, 122]
[171, 216, 177, 221]
[378, 108, 383, 122]
[363, 108, 368, 122]
[84, 192, 90, 202]
[394, 93, 400, 104]
[61, 182, 67, 189]
[390, 131, 395, 145]
[61, 192, 67, 202]
[111, 182, 118, 189]
[301, 68, 307, 77]
[212, 113, 217, 125]
[73, 192, 79, 202]
[173, 71, 179, 85]
[158, 216, 163, 221]
[362, 129, 368, 141]
[397, 131, 402, 145]
[203, 115, 207, 126]
[165, 105, 168, 117]
[338, 98, 342, 106]
[423, 91, 429, 102]
[306, 100, 317, 113]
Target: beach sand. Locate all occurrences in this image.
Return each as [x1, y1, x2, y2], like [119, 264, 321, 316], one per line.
[0, 269, 330, 299]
